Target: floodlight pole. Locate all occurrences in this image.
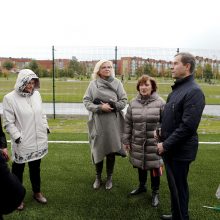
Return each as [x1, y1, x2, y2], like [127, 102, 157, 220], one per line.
[115, 46, 118, 75]
[52, 46, 56, 119]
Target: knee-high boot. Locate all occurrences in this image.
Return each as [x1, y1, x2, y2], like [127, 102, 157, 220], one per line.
[106, 154, 115, 190]
[93, 161, 103, 189]
[151, 171, 160, 207]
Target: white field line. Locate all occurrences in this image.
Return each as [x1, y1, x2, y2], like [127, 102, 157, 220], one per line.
[6, 140, 89, 144]
[6, 141, 220, 144]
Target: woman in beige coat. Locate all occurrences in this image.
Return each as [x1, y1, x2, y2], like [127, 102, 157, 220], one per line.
[123, 75, 165, 207]
[83, 60, 127, 190]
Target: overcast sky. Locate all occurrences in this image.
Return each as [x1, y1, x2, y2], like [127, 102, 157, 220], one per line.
[1, 0, 220, 60]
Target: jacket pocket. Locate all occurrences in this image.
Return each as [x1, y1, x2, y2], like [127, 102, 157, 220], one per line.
[87, 120, 97, 139]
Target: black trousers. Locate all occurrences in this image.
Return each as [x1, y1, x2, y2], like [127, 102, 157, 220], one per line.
[12, 159, 41, 193]
[138, 168, 160, 192]
[164, 158, 190, 220]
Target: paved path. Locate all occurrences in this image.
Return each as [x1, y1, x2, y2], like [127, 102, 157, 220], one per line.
[0, 103, 220, 116]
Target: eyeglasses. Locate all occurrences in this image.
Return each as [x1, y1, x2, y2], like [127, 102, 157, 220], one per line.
[101, 66, 112, 70]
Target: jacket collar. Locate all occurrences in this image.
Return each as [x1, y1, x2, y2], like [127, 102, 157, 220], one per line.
[136, 92, 158, 104]
[172, 74, 194, 89]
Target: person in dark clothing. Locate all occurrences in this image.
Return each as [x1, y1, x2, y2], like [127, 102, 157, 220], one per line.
[157, 52, 205, 220]
[0, 118, 25, 219]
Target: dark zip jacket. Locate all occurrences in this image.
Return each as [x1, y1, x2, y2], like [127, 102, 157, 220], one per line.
[161, 75, 205, 161]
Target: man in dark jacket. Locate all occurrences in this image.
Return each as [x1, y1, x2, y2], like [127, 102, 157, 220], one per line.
[157, 52, 205, 220]
[0, 118, 25, 219]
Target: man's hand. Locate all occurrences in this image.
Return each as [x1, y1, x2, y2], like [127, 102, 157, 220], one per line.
[157, 142, 164, 155]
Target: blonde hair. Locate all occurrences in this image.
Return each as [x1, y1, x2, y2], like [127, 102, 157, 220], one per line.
[92, 60, 115, 79]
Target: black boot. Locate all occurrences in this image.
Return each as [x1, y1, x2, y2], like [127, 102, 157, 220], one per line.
[106, 154, 115, 190]
[93, 161, 103, 189]
[105, 175, 112, 190]
[130, 169, 147, 195]
[129, 185, 146, 195]
[151, 190, 159, 207]
[93, 175, 102, 189]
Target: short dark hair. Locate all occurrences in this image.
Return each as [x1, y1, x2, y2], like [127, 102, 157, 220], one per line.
[136, 75, 157, 94]
[175, 52, 195, 73]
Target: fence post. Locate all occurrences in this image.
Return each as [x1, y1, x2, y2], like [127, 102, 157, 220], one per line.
[52, 46, 56, 119]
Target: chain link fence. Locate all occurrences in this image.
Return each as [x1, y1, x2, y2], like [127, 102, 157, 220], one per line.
[1, 46, 220, 117]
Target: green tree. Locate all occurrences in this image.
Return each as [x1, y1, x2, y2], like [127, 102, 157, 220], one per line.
[135, 63, 158, 78]
[3, 60, 14, 71]
[68, 60, 79, 78]
[195, 64, 203, 79]
[41, 69, 50, 77]
[203, 63, 213, 83]
[67, 59, 86, 78]
[163, 68, 171, 78]
[143, 63, 157, 77]
[2, 60, 14, 79]
[135, 65, 145, 78]
[28, 60, 40, 76]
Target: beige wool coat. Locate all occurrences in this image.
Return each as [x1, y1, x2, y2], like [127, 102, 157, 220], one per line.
[83, 77, 127, 164]
[123, 93, 165, 170]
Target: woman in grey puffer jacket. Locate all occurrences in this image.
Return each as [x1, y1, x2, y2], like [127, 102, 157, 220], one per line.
[123, 75, 165, 207]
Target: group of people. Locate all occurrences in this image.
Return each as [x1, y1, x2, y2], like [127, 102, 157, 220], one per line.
[0, 52, 205, 220]
[83, 52, 205, 220]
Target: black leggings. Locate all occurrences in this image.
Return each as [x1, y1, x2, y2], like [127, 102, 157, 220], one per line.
[138, 168, 160, 192]
[95, 153, 115, 177]
[12, 159, 41, 193]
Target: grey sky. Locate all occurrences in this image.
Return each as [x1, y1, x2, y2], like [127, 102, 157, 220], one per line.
[1, 0, 220, 60]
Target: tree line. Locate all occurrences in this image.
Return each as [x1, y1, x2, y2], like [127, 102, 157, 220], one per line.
[1, 59, 219, 83]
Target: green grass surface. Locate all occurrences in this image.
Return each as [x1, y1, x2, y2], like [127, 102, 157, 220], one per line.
[3, 115, 220, 219]
[4, 143, 220, 220]
[1, 77, 220, 104]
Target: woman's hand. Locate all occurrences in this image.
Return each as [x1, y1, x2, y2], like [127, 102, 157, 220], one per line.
[101, 102, 114, 112]
[123, 144, 131, 152]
